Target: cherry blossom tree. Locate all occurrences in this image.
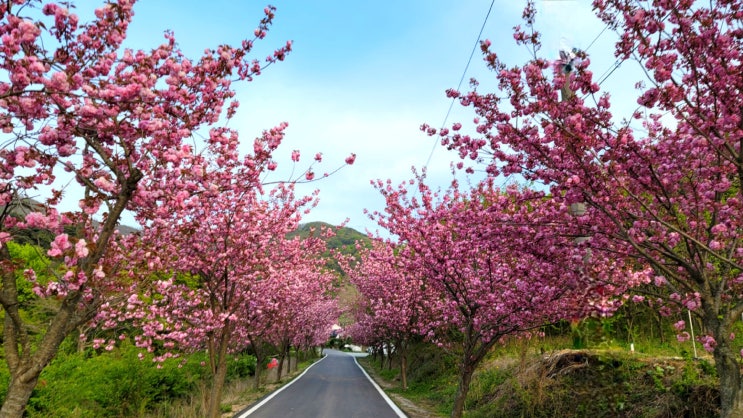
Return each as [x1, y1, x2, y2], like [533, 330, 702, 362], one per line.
[291, 298, 338, 363]
[0, 1, 294, 415]
[130, 185, 311, 418]
[267, 253, 338, 380]
[432, 1, 743, 415]
[372, 177, 626, 418]
[119, 176, 321, 416]
[110, 132, 347, 417]
[347, 240, 441, 390]
[248, 223, 339, 380]
[236, 226, 341, 389]
[239, 283, 278, 391]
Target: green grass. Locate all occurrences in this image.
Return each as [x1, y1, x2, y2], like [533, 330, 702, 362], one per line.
[359, 336, 720, 418]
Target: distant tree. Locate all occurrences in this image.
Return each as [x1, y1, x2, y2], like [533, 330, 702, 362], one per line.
[293, 299, 338, 358]
[265, 237, 338, 379]
[112, 140, 346, 417]
[126, 182, 311, 418]
[289, 222, 372, 275]
[347, 240, 441, 390]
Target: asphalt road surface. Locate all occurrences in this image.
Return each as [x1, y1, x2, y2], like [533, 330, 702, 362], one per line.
[235, 349, 406, 418]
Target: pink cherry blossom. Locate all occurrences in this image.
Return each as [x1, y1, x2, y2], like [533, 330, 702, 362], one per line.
[700, 335, 717, 353]
[47, 233, 71, 257]
[75, 239, 89, 258]
[106, 144, 338, 415]
[0, 2, 294, 415]
[431, 2, 743, 415]
[369, 176, 621, 416]
[93, 176, 115, 192]
[677, 332, 691, 342]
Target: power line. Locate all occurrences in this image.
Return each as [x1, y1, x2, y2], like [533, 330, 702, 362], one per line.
[422, 0, 496, 172]
[595, 58, 624, 87]
[583, 24, 609, 53]
[420, 2, 619, 184]
[422, 1, 606, 174]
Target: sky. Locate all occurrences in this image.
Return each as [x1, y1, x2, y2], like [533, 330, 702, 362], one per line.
[66, 0, 642, 235]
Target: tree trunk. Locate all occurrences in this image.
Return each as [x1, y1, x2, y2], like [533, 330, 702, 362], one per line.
[206, 355, 228, 418]
[0, 374, 39, 418]
[450, 323, 498, 418]
[714, 339, 743, 418]
[253, 351, 265, 390]
[276, 356, 285, 381]
[205, 325, 231, 418]
[0, 285, 88, 418]
[400, 351, 408, 391]
[253, 364, 263, 390]
[0, 316, 79, 418]
[450, 361, 476, 418]
[276, 341, 289, 381]
[0, 174, 140, 417]
[396, 338, 408, 390]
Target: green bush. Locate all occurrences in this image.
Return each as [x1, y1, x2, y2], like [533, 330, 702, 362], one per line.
[227, 354, 256, 379]
[4, 341, 256, 417]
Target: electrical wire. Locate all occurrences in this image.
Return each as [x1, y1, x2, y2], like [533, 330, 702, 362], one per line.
[422, 1, 608, 176]
[583, 24, 608, 53]
[419, 2, 622, 191]
[422, 0, 496, 172]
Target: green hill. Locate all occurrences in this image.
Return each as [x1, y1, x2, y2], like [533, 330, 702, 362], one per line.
[288, 222, 372, 305]
[290, 221, 372, 257]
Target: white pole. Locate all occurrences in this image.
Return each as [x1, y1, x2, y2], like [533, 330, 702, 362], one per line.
[688, 310, 698, 358]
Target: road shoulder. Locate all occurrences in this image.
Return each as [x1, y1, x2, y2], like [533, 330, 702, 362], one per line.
[354, 355, 443, 418]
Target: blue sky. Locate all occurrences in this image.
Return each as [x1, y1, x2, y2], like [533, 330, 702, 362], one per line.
[70, 0, 639, 234]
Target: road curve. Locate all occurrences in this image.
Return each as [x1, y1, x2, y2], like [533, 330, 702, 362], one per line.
[235, 349, 406, 418]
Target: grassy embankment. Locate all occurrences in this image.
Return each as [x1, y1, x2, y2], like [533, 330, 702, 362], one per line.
[359, 334, 720, 417]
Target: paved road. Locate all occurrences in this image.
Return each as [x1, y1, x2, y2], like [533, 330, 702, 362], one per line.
[235, 349, 406, 418]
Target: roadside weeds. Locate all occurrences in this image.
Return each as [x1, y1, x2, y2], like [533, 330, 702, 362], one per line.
[356, 356, 443, 418]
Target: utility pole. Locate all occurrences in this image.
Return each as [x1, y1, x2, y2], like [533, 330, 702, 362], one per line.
[559, 48, 577, 101]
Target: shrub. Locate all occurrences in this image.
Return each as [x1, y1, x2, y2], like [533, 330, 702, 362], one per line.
[13, 341, 255, 417]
